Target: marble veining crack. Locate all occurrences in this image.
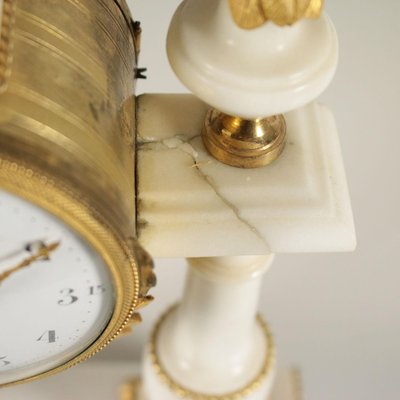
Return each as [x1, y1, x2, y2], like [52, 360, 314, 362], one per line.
[140, 134, 270, 250]
[192, 161, 270, 251]
[137, 133, 201, 147]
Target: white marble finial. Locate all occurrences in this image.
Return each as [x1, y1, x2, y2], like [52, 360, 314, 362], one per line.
[167, 0, 338, 118]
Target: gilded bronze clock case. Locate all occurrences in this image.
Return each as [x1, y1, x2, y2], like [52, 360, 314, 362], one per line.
[0, 0, 154, 387]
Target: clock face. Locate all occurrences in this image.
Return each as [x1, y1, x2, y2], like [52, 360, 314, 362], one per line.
[0, 189, 115, 386]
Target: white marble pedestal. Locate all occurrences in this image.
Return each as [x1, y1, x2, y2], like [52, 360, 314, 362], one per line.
[135, 94, 355, 400]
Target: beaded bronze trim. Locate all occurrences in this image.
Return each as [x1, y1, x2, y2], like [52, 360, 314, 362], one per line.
[149, 305, 276, 400]
[119, 377, 142, 400]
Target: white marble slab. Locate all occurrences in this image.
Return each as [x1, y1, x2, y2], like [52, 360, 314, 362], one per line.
[137, 94, 356, 257]
[1, 361, 301, 400]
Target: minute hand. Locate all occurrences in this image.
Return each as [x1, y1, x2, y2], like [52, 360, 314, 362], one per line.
[0, 241, 60, 284]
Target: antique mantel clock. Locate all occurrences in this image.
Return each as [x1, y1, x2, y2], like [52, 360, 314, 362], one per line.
[0, 0, 356, 399]
[0, 0, 155, 388]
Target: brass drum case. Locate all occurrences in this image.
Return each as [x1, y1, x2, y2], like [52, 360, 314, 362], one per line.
[0, 0, 155, 386]
[0, 0, 139, 238]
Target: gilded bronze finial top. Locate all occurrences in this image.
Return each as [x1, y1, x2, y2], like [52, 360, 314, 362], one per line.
[228, 0, 324, 29]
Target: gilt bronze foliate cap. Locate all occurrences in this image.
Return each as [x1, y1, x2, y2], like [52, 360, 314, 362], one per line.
[228, 0, 324, 29]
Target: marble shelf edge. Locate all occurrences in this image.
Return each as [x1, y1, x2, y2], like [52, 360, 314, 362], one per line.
[0, 361, 303, 400]
[137, 94, 356, 258]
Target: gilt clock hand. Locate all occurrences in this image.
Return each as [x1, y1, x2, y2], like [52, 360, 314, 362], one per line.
[0, 241, 60, 284]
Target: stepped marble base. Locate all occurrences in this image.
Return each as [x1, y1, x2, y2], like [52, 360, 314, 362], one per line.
[0, 361, 302, 400]
[137, 94, 355, 258]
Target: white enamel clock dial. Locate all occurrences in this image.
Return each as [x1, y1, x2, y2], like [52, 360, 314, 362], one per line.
[0, 189, 115, 385]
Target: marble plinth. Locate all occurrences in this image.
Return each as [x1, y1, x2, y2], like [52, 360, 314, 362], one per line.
[137, 94, 356, 257]
[0, 361, 302, 400]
